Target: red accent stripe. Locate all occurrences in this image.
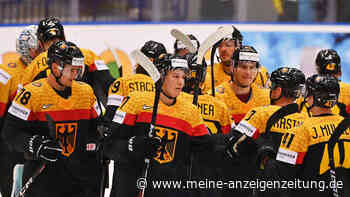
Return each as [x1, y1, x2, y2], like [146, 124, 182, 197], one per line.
[296, 152, 306, 164]
[123, 113, 137, 126]
[232, 114, 245, 124]
[221, 125, 231, 134]
[88, 64, 97, 72]
[0, 102, 8, 117]
[29, 109, 94, 121]
[252, 129, 261, 140]
[346, 105, 350, 114]
[193, 124, 209, 136]
[137, 112, 203, 136]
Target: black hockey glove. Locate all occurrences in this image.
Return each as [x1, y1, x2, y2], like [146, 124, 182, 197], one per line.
[27, 135, 62, 162]
[128, 136, 161, 159]
[255, 135, 277, 170]
[225, 130, 257, 159]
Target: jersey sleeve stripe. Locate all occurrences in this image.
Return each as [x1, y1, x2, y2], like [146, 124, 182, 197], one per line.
[137, 112, 197, 136]
[8, 102, 31, 120]
[0, 68, 11, 85]
[232, 114, 246, 124]
[112, 110, 136, 126]
[94, 60, 109, 71]
[276, 147, 305, 165]
[32, 109, 92, 121]
[193, 124, 209, 136]
[0, 102, 8, 117]
[221, 124, 231, 134]
[107, 94, 124, 107]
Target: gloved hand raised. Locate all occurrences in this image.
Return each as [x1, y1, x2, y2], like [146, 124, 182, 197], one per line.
[27, 135, 62, 162]
[128, 136, 161, 159]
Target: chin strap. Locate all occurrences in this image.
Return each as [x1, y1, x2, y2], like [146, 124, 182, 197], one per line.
[161, 89, 176, 100]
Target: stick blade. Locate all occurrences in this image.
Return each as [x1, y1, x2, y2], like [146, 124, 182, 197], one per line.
[196, 26, 234, 64]
[170, 29, 197, 53]
[44, 113, 56, 140]
[131, 50, 161, 82]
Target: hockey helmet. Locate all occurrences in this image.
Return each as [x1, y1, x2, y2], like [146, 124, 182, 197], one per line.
[37, 16, 65, 42]
[16, 25, 39, 64]
[270, 67, 305, 99]
[315, 49, 341, 75]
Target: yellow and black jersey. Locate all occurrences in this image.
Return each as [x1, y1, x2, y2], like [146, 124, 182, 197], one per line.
[215, 81, 270, 124]
[179, 92, 233, 135]
[298, 95, 348, 118]
[20, 49, 114, 103]
[21, 49, 108, 85]
[4, 79, 101, 162]
[235, 105, 306, 148]
[0, 59, 27, 127]
[276, 115, 350, 177]
[254, 65, 269, 89]
[111, 91, 208, 165]
[202, 62, 231, 94]
[107, 74, 154, 107]
[339, 81, 350, 115]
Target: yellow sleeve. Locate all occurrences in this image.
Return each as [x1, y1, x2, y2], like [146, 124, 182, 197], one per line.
[276, 124, 309, 165]
[235, 107, 266, 139]
[273, 0, 283, 15]
[21, 53, 47, 85]
[7, 86, 34, 121]
[107, 77, 126, 107]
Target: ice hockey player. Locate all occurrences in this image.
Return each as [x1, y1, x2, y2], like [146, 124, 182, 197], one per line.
[0, 25, 41, 197]
[275, 74, 350, 196]
[104, 40, 166, 197]
[299, 49, 350, 117]
[20, 16, 114, 104]
[103, 53, 222, 197]
[2, 40, 103, 197]
[226, 67, 307, 197]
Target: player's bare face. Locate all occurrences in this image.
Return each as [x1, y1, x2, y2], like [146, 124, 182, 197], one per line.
[233, 61, 258, 87]
[59, 64, 82, 87]
[162, 69, 186, 98]
[218, 40, 235, 64]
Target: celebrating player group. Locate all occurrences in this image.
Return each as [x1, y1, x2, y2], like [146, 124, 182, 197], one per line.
[0, 16, 350, 197]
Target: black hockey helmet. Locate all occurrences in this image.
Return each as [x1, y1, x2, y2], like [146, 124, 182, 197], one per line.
[37, 16, 65, 42]
[154, 53, 189, 79]
[232, 45, 260, 68]
[174, 34, 200, 54]
[183, 52, 207, 93]
[140, 40, 167, 61]
[315, 49, 341, 75]
[270, 67, 305, 99]
[305, 74, 340, 108]
[47, 40, 84, 73]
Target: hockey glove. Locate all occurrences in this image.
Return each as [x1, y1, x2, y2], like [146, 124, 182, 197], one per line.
[225, 130, 257, 159]
[255, 136, 277, 170]
[128, 136, 161, 159]
[27, 135, 62, 162]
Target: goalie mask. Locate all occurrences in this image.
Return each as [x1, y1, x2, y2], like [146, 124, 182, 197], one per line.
[16, 25, 39, 64]
[47, 41, 85, 85]
[305, 74, 339, 108]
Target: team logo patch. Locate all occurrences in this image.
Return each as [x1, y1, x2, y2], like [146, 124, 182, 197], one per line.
[215, 87, 224, 94]
[7, 63, 16, 68]
[41, 104, 53, 109]
[56, 122, 78, 157]
[154, 127, 178, 164]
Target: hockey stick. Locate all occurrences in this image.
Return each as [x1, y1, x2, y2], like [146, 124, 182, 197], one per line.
[131, 50, 162, 197]
[105, 41, 122, 69]
[170, 29, 197, 54]
[195, 26, 234, 97]
[194, 26, 234, 99]
[17, 113, 58, 197]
